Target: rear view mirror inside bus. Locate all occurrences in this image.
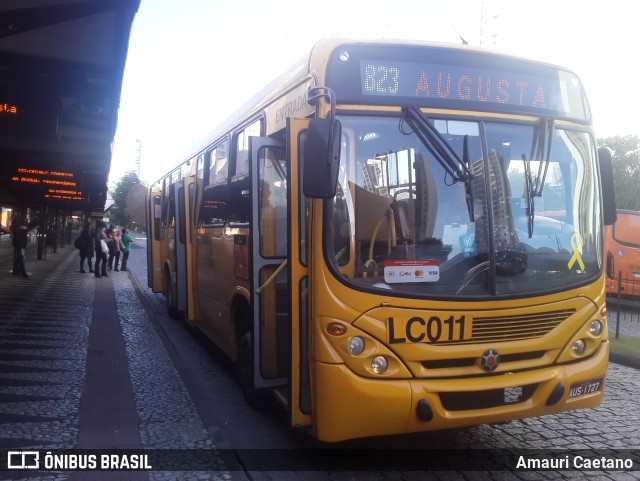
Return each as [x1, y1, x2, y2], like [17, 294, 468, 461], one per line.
[303, 118, 341, 198]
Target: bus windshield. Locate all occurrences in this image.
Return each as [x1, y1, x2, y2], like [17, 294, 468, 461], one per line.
[327, 114, 601, 298]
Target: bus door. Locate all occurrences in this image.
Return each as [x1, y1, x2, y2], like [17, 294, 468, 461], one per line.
[173, 179, 188, 314]
[249, 121, 313, 428]
[286, 118, 313, 427]
[250, 137, 289, 392]
[184, 175, 198, 322]
[146, 187, 163, 292]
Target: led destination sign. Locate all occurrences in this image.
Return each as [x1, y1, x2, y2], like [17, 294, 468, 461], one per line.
[358, 59, 585, 118]
[0, 102, 18, 115]
[10, 167, 84, 201]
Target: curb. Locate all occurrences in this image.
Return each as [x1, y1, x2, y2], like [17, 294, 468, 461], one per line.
[610, 351, 640, 370]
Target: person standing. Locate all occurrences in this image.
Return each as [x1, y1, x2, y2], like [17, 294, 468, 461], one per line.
[120, 228, 133, 271]
[78, 223, 95, 273]
[10, 213, 38, 278]
[107, 224, 122, 271]
[93, 220, 110, 278]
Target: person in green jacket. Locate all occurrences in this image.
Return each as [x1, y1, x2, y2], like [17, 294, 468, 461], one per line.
[120, 228, 133, 271]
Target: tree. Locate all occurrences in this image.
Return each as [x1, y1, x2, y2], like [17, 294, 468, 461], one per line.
[597, 135, 640, 211]
[109, 171, 142, 226]
[124, 183, 148, 231]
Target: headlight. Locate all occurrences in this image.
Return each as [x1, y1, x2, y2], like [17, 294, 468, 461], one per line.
[589, 320, 603, 336]
[371, 355, 388, 374]
[572, 339, 586, 355]
[348, 336, 365, 355]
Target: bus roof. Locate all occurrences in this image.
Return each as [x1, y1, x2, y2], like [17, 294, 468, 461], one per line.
[170, 38, 587, 177]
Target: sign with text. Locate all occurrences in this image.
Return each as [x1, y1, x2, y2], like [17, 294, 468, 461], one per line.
[9, 166, 85, 202]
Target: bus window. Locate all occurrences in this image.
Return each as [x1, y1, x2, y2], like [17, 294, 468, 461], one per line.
[613, 211, 640, 246]
[161, 176, 170, 227]
[167, 183, 176, 228]
[259, 146, 287, 257]
[178, 185, 186, 244]
[199, 142, 229, 226]
[192, 153, 206, 227]
[235, 119, 261, 178]
[210, 141, 229, 187]
[153, 195, 161, 241]
[230, 120, 262, 224]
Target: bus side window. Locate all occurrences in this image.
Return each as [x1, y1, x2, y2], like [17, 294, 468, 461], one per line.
[200, 142, 229, 226]
[230, 119, 262, 224]
[167, 183, 176, 228]
[161, 176, 170, 227]
[153, 195, 162, 241]
[193, 153, 206, 228]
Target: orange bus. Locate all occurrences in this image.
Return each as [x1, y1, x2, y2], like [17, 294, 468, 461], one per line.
[605, 210, 640, 297]
[147, 38, 616, 442]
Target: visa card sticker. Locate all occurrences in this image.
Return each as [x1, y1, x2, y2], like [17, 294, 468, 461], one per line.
[384, 260, 440, 283]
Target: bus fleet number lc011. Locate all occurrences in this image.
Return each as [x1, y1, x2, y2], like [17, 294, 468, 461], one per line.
[388, 315, 467, 344]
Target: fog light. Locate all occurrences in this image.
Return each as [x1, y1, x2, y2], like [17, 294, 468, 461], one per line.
[371, 355, 388, 374]
[348, 336, 365, 355]
[589, 320, 603, 336]
[572, 339, 586, 355]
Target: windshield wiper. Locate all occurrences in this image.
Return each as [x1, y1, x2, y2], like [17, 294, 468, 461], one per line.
[521, 153, 535, 238]
[521, 118, 555, 237]
[531, 118, 554, 197]
[401, 106, 473, 183]
[462, 134, 474, 221]
[402, 106, 475, 222]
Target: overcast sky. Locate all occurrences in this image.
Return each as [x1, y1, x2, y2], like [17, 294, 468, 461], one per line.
[110, 0, 640, 184]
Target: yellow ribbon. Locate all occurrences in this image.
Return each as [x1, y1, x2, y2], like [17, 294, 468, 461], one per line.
[567, 232, 585, 271]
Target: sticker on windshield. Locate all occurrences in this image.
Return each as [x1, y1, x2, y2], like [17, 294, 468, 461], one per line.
[384, 260, 439, 283]
[567, 232, 585, 272]
[460, 234, 477, 258]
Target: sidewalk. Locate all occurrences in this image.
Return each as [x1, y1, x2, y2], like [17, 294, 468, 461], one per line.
[0, 235, 232, 480]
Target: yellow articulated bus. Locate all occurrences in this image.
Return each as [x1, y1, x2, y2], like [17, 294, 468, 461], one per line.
[147, 39, 617, 442]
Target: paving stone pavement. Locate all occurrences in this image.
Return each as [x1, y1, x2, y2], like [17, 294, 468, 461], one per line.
[0, 235, 233, 481]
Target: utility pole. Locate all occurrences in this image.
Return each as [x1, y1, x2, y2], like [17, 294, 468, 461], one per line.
[135, 139, 142, 179]
[480, 0, 500, 47]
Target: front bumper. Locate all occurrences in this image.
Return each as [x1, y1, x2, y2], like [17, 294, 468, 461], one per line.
[313, 341, 608, 442]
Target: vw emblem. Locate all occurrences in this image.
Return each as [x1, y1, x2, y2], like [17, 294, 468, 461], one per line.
[481, 349, 500, 372]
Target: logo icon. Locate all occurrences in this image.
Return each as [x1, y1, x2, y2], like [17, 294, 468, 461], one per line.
[8, 451, 40, 469]
[481, 349, 500, 372]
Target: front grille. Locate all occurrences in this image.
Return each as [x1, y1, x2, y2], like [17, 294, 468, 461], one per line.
[440, 384, 538, 411]
[422, 350, 545, 370]
[465, 309, 575, 344]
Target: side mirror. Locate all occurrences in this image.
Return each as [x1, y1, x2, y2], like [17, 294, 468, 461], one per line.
[597, 147, 617, 226]
[303, 118, 341, 198]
